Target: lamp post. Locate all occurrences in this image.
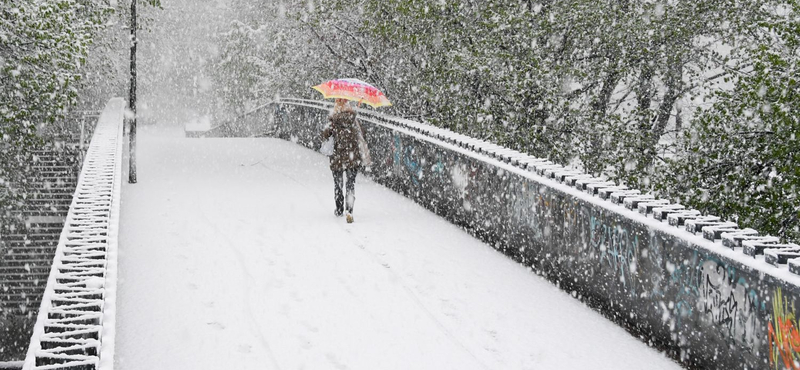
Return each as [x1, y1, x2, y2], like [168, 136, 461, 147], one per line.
[128, 0, 138, 183]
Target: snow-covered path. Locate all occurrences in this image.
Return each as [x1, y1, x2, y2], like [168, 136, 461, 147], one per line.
[115, 127, 681, 370]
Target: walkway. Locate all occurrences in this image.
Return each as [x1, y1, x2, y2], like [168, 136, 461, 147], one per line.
[115, 126, 681, 370]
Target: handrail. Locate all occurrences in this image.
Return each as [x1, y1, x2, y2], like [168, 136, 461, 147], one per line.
[274, 97, 800, 282]
[272, 97, 800, 368]
[205, 96, 798, 280]
[22, 98, 126, 370]
[200, 101, 277, 138]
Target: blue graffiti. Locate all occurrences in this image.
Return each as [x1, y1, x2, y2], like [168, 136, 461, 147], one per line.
[403, 145, 420, 186]
[393, 135, 402, 166]
[392, 134, 425, 186]
[589, 215, 640, 295]
[668, 251, 702, 324]
[431, 153, 445, 177]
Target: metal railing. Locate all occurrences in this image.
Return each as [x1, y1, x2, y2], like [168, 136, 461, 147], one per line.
[22, 98, 125, 370]
[198, 101, 277, 138]
[275, 97, 798, 275]
[272, 98, 800, 369]
[178, 96, 800, 368]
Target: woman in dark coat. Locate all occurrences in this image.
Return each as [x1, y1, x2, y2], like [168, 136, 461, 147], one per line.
[322, 99, 366, 223]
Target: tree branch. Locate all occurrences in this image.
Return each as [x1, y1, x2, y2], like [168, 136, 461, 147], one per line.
[303, 21, 365, 74]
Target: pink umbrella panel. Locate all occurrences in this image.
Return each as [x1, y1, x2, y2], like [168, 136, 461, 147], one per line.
[312, 78, 392, 108]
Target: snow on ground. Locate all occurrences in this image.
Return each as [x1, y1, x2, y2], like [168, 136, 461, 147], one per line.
[116, 126, 682, 370]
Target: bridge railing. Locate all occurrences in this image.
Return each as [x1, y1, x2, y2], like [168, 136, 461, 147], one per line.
[22, 98, 126, 370]
[256, 97, 797, 370]
[197, 101, 277, 138]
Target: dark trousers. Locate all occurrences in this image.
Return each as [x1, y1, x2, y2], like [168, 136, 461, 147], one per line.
[333, 168, 358, 215]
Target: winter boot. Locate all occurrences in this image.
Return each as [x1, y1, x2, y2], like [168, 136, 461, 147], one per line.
[346, 212, 354, 224]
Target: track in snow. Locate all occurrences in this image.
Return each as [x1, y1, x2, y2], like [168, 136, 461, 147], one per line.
[115, 126, 681, 370]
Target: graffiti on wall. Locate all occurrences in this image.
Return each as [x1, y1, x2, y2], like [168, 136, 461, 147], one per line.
[667, 252, 765, 353]
[699, 260, 764, 351]
[589, 215, 640, 295]
[667, 251, 702, 327]
[390, 133, 446, 187]
[769, 288, 800, 369]
[509, 182, 542, 232]
[647, 234, 666, 299]
[447, 161, 482, 213]
[280, 104, 790, 368]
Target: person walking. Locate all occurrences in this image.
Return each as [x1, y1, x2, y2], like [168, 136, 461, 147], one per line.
[322, 99, 367, 223]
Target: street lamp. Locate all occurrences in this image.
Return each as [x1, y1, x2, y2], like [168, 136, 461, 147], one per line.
[128, 0, 138, 183]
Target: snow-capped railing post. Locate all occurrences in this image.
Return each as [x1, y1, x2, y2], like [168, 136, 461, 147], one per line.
[22, 97, 126, 370]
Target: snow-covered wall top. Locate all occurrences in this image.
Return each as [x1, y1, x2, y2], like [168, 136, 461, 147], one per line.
[273, 98, 800, 278]
[23, 98, 125, 370]
[253, 97, 800, 369]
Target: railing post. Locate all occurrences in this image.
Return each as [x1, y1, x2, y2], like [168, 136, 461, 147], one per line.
[80, 119, 85, 151]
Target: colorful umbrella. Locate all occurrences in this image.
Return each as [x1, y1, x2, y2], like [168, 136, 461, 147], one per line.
[312, 78, 392, 108]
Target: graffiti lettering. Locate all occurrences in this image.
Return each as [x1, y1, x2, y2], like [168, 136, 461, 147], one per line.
[590, 215, 639, 294]
[668, 258, 698, 327]
[510, 183, 538, 228]
[700, 261, 762, 351]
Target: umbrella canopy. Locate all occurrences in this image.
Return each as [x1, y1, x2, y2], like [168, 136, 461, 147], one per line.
[312, 78, 392, 108]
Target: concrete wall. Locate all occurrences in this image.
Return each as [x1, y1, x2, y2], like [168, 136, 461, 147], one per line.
[248, 99, 800, 369]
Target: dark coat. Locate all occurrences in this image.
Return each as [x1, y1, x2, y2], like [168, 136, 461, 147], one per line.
[322, 111, 366, 171]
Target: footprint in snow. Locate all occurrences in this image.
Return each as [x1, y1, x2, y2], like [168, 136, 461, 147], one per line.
[206, 321, 225, 330]
[290, 291, 303, 302]
[301, 321, 319, 333]
[325, 353, 349, 370]
[237, 344, 252, 354]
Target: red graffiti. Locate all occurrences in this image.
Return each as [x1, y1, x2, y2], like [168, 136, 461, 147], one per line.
[769, 288, 800, 369]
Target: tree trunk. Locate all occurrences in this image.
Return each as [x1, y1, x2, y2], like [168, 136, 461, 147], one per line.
[651, 62, 684, 140]
[592, 68, 621, 117]
[636, 64, 655, 120]
[584, 59, 622, 176]
[643, 60, 684, 165]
